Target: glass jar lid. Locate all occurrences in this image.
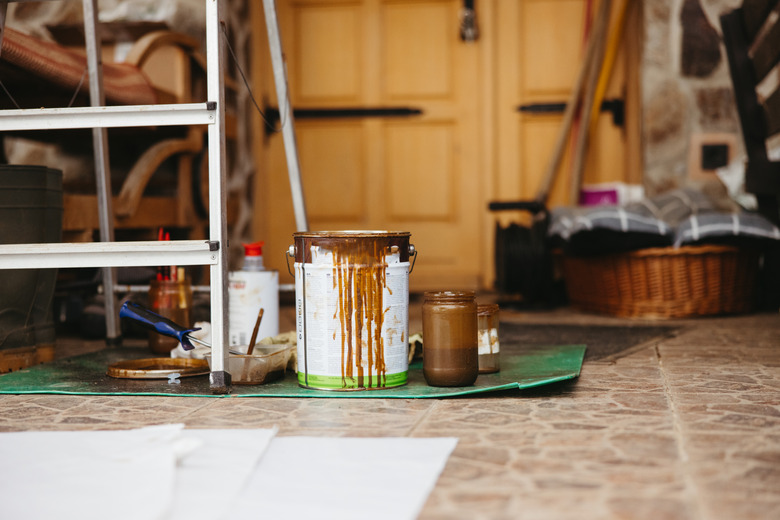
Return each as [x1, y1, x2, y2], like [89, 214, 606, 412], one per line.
[423, 290, 476, 303]
[477, 303, 500, 315]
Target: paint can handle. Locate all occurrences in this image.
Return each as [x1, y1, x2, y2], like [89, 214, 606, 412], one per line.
[286, 243, 416, 274]
[286, 245, 295, 276]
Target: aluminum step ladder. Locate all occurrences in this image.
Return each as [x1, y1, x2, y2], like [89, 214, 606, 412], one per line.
[0, 0, 307, 393]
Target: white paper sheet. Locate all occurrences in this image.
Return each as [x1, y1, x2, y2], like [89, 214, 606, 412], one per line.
[0, 424, 185, 520]
[0, 427, 455, 520]
[0, 425, 278, 520]
[229, 437, 458, 520]
[167, 428, 277, 520]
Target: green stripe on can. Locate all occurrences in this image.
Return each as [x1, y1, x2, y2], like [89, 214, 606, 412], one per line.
[298, 371, 407, 390]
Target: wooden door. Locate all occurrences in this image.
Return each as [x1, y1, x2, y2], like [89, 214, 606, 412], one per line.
[491, 0, 642, 212]
[251, 0, 482, 291]
[251, 0, 640, 290]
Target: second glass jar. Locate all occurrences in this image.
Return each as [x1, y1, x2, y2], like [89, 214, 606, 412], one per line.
[422, 291, 478, 387]
[148, 278, 193, 355]
[477, 303, 500, 373]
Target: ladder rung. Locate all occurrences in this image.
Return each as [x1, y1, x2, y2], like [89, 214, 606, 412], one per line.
[0, 240, 220, 269]
[0, 103, 216, 132]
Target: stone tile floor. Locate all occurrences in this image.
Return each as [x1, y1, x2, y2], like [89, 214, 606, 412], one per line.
[1, 301, 778, 520]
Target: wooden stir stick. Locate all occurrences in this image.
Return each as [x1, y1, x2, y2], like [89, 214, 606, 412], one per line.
[246, 308, 265, 356]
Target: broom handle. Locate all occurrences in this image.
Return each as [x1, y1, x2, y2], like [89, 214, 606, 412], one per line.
[569, 0, 612, 206]
[534, 0, 611, 205]
[588, 0, 629, 137]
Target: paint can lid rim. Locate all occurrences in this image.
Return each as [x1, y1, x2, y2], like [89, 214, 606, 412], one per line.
[293, 230, 411, 238]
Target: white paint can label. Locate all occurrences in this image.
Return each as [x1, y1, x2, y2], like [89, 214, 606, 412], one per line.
[294, 239, 409, 390]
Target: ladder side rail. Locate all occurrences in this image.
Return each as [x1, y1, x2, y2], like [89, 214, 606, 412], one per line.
[263, 0, 308, 232]
[206, 0, 231, 393]
[82, 0, 120, 343]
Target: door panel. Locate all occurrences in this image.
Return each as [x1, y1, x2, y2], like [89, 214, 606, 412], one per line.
[294, 4, 362, 101]
[385, 122, 455, 221]
[383, 2, 453, 98]
[298, 122, 366, 222]
[254, 0, 480, 291]
[522, 1, 586, 96]
[521, 118, 565, 200]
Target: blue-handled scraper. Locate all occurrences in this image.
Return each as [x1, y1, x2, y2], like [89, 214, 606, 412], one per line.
[119, 301, 207, 351]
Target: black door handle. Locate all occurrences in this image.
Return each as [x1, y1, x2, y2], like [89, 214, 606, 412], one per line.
[517, 98, 625, 127]
[264, 106, 423, 134]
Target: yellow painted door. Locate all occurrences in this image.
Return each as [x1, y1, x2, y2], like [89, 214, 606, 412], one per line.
[252, 0, 482, 291]
[492, 0, 641, 211]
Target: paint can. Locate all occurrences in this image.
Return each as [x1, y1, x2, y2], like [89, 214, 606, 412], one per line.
[288, 231, 416, 390]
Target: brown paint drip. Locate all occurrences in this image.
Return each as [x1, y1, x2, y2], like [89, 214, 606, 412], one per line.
[295, 231, 410, 390]
[333, 238, 388, 389]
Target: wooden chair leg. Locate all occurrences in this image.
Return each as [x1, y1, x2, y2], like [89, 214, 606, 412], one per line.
[114, 130, 202, 219]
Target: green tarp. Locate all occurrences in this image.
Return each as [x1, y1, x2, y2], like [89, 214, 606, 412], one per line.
[0, 344, 585, 398]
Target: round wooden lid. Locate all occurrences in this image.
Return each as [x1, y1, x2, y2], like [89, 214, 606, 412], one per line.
[106, 358, 209, 379]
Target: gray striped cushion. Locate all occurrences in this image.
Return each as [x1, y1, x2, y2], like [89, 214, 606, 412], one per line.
[549, 185, 780, 254]
[549, 206, 671, 241]
[674, 212, 780, 246]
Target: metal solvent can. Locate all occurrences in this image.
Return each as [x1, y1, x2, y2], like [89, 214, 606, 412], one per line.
[228, 242, 279, 347]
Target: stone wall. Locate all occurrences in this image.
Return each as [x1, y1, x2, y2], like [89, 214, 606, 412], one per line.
[642, 0, 744, 195]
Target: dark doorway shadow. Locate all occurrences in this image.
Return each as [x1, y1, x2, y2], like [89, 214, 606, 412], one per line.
[500, 323, 678, 362]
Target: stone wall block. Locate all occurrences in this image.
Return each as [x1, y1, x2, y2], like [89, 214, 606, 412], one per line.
[695, 87, 740, 131]
[645, 80, 690, 152]
[681, 0, 722, 78]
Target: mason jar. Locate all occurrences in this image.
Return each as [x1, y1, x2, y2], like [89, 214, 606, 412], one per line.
[422, 291, 478, 387]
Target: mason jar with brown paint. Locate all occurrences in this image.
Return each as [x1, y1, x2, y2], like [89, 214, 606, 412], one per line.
[422, 291, 478, 387]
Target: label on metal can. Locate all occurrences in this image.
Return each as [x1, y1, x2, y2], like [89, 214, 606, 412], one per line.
[295, 259, 409, 390]
[228, 270, 279, 347]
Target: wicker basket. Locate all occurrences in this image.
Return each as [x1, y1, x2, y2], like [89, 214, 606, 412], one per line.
[561, 245, 760, 319]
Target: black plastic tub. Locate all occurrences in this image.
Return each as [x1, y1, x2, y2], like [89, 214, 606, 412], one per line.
[0, 165, 63, 349]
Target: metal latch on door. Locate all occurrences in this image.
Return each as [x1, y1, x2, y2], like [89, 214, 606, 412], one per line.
[518, 98, 625, 127]
[263, 106, 423, 136]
